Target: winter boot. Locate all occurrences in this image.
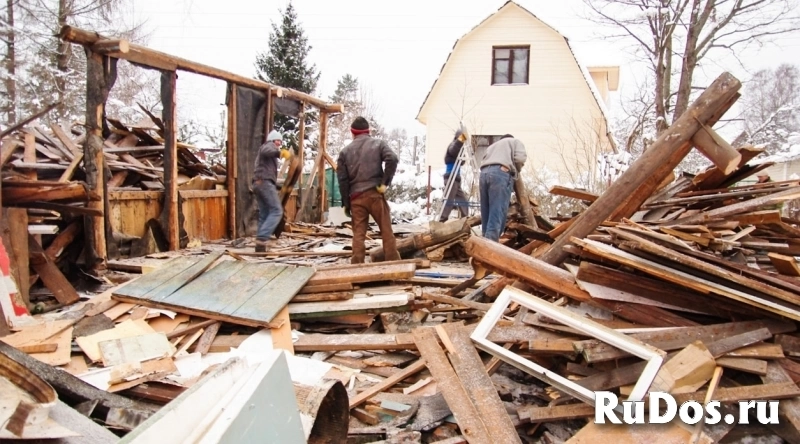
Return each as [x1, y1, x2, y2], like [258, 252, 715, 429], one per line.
[254, 240, 267, 253]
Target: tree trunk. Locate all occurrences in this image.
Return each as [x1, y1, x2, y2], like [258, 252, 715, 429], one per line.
[4, 0, 16, 125]
[673, 0, 704, 121]
[55, 0, 71, 120]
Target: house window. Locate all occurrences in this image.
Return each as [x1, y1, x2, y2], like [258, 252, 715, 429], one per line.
[492, 46, 530, 85]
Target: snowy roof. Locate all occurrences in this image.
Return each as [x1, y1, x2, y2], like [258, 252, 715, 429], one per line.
[751, 143, 800, 165]
[416, 1, 618, 151]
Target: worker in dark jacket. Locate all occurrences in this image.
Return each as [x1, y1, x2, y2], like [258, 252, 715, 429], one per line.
[440, 127, 469, 222]
[253, 130, 290, 252]
[336, 117, 401, 264]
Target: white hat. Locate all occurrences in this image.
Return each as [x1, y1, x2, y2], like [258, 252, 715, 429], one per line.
[266, 130, 282, 142]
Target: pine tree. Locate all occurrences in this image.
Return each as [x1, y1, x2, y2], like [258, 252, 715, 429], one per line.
[254, 1, 320, 142]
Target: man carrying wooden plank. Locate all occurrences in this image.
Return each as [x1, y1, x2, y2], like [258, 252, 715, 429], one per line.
[253, 130, 291, 252]
[336, 117, 400, 264]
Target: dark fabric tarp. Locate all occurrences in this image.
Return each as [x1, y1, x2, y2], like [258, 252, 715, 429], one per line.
[233, 86, 267, 237]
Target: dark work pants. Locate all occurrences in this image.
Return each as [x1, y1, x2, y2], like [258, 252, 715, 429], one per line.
[440, 173, 469, 222]
[350, 189, 400, 264]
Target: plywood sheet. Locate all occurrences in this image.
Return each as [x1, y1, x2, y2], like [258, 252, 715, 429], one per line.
[99, 333, 176, 367]
[30, 326, 73, 367]
[76, 319, 156, 362]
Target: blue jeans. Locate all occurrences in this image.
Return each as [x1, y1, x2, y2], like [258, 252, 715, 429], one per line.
[479, 165, 513, 242]
[253, 180, 283, 241]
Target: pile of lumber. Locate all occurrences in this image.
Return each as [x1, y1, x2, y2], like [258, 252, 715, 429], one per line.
[1, 115, 218, 192]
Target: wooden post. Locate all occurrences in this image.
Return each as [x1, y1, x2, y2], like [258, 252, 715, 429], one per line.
[227, 84, 238, 239]
[161, 70, 179, 251]
[539, 72, 741, 266]
[266, 87, 274, 136]
[297, 102, 305, 188]
[83, 51, 117, 271]
[318, 112, 329, 222]
[514, 176, 534, 225]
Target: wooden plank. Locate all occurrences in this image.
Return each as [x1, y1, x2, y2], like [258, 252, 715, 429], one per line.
[76, 319, 157, 362]
[44, 220, 81, 260]
[28, 234, 80, 305]
[59, 152, 84, 182]
[574, 238, 800, 321]
[141, 252, 223, 302]
[611, 227, 800, 307]
[761, 361, 800, 443]
[724, 343, 784, 359]
[295, 333, 416, 352]
[166, 319, 217, 340]
[99, 332, 175, 367]
[518, 382, 800, 423]
[113, 256, 206, 299]
[288, 294, 411, 317]
[307, 263, 416, 286]
[705, 328, 772, 358]
[548, 185, 598, 203]
[291, 291, 353, 303]
[107, 358, 178, 393]
[0, 139, 20, 167]
[776, 334, 800, 356]
[348, 359, 426, 409]
[574, 320, 794, 363]
[438, 323, 521, 443]
[648, 341, 715, 394]
[28, 326, 73, 367]
[715, 357, 767, 375]
[193, 322, 220, 355]
[413, 327, 493, 444]
[769, 252, 800, 276]
[174, 328, 204, 357]
[229, 266, 315, 324]
[269, 306, 294, 354]
[0, 208, 30, 307]
[298, 282, 353, 294]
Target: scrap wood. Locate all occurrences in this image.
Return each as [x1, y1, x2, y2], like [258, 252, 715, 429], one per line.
[348, 359, 426, 409]
[412, 327, 495, 444]
[307, 262, 416, 286]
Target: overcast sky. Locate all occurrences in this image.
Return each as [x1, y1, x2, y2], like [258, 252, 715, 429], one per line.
[130, 0, 800, 141]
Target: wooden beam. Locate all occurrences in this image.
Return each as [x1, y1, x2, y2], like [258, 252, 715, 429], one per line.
[548, 185, 598, 203]
[161, 70, 179, 250]
[226, 83, 237, 239]
[60, 26, 342, 113]
[294, 101, 306, 216]
[538, 72, 741, 265]
[27, 234, 80, 305]
[691, 121, 741, 175]
[348, 359, 426, 409]
[318, 112, 328, 222]
[769, 253, 800, 277]
[83, 51, 117, 271]
[44, 220, 81, 260]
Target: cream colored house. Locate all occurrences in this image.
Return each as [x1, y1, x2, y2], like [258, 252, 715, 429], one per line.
[417, 1, 619, 187]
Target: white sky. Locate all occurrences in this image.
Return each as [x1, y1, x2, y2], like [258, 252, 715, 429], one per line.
[130, 0, 800, 142]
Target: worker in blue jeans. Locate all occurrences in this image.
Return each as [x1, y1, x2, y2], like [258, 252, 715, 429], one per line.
[479, 134, 527, 242]
[252, 130, 291, 252]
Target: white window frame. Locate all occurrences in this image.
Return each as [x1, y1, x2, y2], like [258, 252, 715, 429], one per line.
[470, 286, 666, 406]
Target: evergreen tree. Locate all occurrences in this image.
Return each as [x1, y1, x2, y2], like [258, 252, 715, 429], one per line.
[327, 74, 383, 155]
[254, 1, 320, 144]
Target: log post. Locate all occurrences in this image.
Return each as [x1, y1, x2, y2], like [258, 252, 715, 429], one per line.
[292, 102, 305, 223]
[538, 72, 741, 266]
[514, 176, 535, 225]
[318, 112, 329, 223]
[83, 50, 117, 271]
[226, 83, 238, 239]
[370, 216, 480, 262]
[160, 70, 179, 250]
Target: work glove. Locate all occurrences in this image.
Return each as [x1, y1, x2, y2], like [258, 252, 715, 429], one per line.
[376, 184, 387, 194]
[280, 148, 291, 160]
[344, 207, 351, 218]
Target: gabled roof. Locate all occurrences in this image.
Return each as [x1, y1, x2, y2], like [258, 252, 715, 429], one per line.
[416, 1, 618, 151]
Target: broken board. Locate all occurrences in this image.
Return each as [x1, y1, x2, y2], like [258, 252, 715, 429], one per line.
[113, 257, 314, 328]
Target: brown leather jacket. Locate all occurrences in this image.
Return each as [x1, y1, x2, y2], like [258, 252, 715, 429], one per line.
[336, 134, 398, 208]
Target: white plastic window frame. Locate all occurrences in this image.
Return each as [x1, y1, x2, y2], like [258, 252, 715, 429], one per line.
[470, 286, 666, 406]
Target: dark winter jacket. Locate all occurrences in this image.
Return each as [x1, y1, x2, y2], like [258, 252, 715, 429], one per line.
[253, 141, 280, 183]
[337, 134, 399, 208]
[444, 136, 464, 177]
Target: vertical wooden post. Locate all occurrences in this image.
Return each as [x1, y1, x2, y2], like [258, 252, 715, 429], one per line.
[318, 112, 329, 222]
[266, 87, 274, 136]
[297, 102, 306, 188]
[226, 84, 238, 239]
[83, 51, 117, 271]
[161, 70, 179, 251]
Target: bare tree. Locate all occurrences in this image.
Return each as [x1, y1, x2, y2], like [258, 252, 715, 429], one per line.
[585, 0, 800, 137]
[741, 63, 800, 132]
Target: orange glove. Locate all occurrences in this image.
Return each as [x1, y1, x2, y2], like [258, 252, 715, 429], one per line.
[280, 148, 291, 160]
[376, 184, 387, 194]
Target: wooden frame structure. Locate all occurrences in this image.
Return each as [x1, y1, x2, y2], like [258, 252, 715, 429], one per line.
[470, 286, 666, 405]
[59, 26, 343, 270]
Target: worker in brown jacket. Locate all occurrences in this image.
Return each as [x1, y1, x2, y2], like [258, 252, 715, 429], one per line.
[336, 117, 401, 264]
